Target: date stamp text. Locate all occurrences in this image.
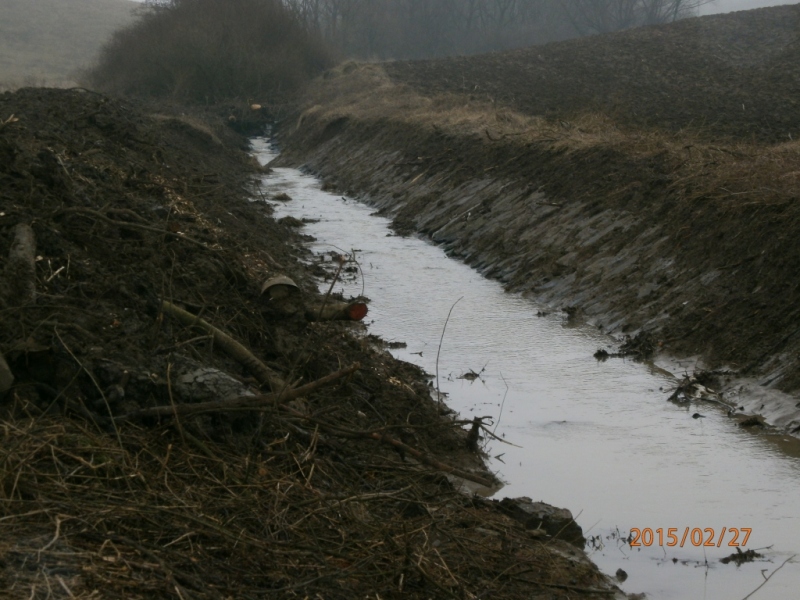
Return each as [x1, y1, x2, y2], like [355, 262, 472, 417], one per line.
[629, 527, 752, 548]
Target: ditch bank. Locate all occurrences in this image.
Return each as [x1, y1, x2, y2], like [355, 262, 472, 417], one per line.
[273, 62, 800, 436]
[0, 87, 625, 599]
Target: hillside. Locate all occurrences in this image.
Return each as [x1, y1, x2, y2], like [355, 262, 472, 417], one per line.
[386, 4, 800, 142]
[0, 0, 137, 89]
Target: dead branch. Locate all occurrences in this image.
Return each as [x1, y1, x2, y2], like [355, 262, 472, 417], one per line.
[739, 554, 796, 600]
[54, 207, 212, 250]
[480, 424, 523, 448]
[115, 363, 360, 421]
[0, 352, 13, 395]
[286, 412, 496, 489]
[161, 300, 288, 391]
[305, 300, 368, 321]
[3, 223, 37, 306]
[0, 114, 18, 130]
[366, 429, 496, 488]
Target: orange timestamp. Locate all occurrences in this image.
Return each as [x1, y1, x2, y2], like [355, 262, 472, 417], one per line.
[629, 527, 752, 548]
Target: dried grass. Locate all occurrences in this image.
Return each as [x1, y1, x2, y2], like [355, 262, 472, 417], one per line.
[304, 63, 800, 209]
[0, 409, 606, 599]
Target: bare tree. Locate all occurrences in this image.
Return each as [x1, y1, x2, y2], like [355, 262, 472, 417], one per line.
[282, 0, 707, 59]
[558, 0, 710, 35]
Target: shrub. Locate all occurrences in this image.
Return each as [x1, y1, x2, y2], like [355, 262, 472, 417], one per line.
[84, 0, 334, 103]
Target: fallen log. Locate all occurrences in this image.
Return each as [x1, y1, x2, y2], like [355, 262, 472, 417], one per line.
[161, 300, 289, 391]
[3, 223, 36, 306]
[115, 363, 359, 421]
[305, 300, 368, 322]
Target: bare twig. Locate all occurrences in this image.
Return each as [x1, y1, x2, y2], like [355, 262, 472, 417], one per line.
[493, 371, 509, 435]
[54, 329, 127, 461]
[317, 253, 346, 321]
[285, 412, 497, 489]
[740, 554, 796, 600]
[435, 297, 463, 404]
[115, 363, 360, 421]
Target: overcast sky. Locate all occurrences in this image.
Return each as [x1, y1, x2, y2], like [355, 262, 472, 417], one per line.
[699, 0, 798, 14]
[124, 0, 798, 17]
[128, 0, 797, 12]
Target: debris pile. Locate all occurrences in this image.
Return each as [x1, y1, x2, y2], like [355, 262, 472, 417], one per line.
[0, 89, 617, 598]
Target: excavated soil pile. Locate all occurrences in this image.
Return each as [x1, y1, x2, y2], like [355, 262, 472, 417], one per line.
[386, 5, 800, 143]
[0, 88, 618, 599]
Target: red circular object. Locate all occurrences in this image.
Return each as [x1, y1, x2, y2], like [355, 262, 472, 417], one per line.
[347, 303, 368, 321]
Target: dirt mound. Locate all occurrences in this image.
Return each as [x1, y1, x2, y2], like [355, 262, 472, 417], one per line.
[385, 5, 800, 142]
[0, 88, 618, 598]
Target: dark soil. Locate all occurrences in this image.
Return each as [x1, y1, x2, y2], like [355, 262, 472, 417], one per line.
[0, 88, 618, 598]
[386, 5, 800, 143]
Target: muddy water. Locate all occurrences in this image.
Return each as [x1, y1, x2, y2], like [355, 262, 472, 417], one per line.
[252, 138, 800, 600]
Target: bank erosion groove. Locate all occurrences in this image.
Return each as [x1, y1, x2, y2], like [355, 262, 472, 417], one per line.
[0, 88, 625, 598]
[274, 4, 800, 435]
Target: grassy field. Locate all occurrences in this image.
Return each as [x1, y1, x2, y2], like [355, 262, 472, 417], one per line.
[0, 0, 137, 89]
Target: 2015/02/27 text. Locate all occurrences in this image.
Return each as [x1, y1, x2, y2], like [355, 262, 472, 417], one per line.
[629, 527, 752, 548]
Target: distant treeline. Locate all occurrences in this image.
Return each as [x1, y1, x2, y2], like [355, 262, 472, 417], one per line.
[85, 0, 707, 103]
[86, 0, 333, 102]
[280, 0, 709, 59]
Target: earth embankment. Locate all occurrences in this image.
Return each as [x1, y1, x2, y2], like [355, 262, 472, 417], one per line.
[274, 6, 800, 433]
[0, 88, 622, 598]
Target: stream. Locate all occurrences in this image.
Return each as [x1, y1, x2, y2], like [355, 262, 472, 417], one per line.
[252, 138, 800, 600]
